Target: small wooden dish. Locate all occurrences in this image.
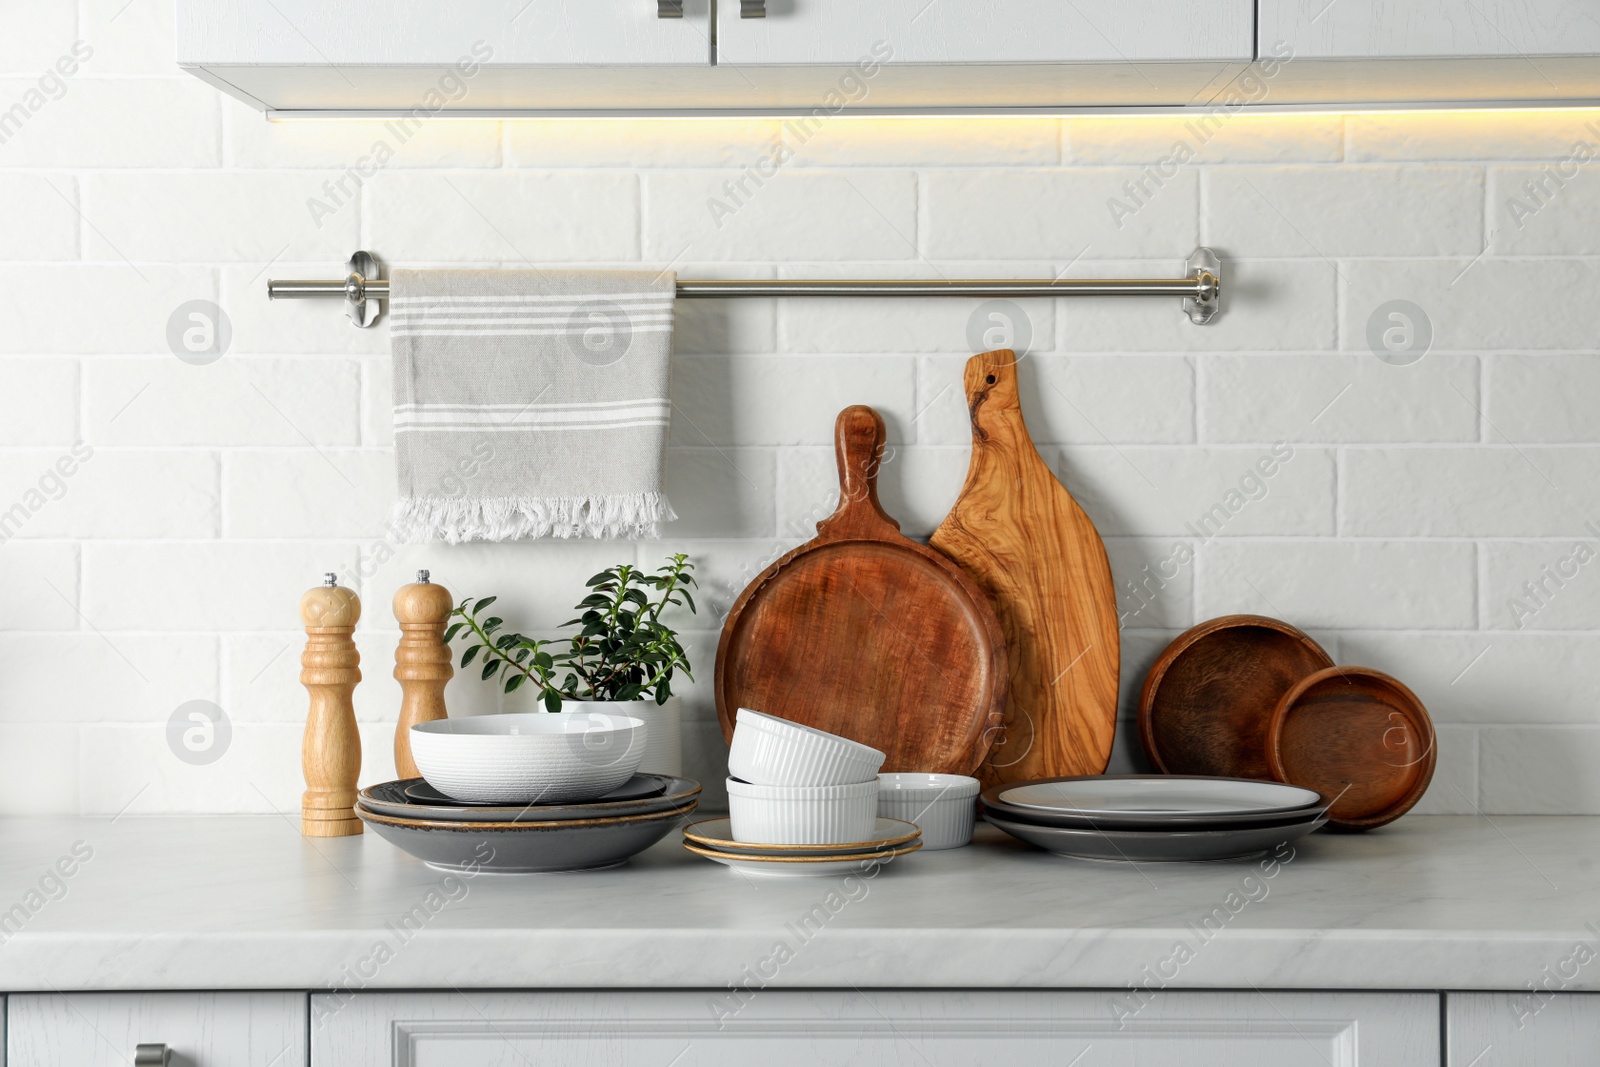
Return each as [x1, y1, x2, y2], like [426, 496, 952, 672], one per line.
[1138, 615, 1334, 780]
[1266, 666, 1436, 831]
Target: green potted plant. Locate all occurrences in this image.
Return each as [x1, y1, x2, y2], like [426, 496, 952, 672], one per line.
[447, 553, 697, 775]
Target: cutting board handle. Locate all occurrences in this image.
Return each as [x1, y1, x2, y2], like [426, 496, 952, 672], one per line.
[817, 404, 902, 541]
[965, 348, 1023, 429]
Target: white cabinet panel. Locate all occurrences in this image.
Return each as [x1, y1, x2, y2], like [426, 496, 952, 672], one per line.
[179, 0, 714, 67]
[8, 992, 306, 1067]
[1258, 0, 1600, 103]
[1261, 0, 1600, 58]
[313, 990, 1437, 1067]
[716, 0, 1253, 64]
[1449, 992, 1600, 1066]
[179, 0, 717, 113]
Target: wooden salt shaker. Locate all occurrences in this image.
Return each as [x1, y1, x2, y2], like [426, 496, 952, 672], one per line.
[393, 569, 453, 779]
[301, 573, 363, 837]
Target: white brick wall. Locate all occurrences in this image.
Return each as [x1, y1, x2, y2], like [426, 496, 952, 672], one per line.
[6, 18, 1600, 814]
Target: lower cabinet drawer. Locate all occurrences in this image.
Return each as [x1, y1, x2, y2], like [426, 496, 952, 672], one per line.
[1448, 992, 1600, 1065]
[7, 992, 306, 1067]
[312, 990, 1437, 1066]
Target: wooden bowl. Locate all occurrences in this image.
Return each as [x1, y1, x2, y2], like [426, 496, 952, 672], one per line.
[1266, 666, 1436, 831]
[1138, 615, 1334, 780]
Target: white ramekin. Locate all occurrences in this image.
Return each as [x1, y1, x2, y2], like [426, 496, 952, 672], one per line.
[726, 777, 880, 844]
[411, 712, 645, 804]
[875, 773, 980, 850]
[727, 707, 886, 787]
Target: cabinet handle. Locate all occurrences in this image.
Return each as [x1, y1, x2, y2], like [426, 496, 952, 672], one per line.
[657, 0, 683, 15]
[741, 0, 766, 16]
[133, 1045, 170, 1067]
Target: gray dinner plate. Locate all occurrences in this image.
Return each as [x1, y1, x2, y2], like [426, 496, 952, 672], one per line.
[360, 776, 698, 824]
[978, 796, 1328, 832]
[983, 810, 1327, 862]
[405, 775, 667, 806]
[356, 802, 695, 873]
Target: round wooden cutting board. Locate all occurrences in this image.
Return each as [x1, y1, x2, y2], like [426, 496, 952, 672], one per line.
[715, 405, 1007, 776]
[930, 350, 1120, 786]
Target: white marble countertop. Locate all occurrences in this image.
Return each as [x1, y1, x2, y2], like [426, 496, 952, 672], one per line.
[0, 815, 1594, 992]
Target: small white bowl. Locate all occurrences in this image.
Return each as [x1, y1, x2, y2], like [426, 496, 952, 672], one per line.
[411, 712, 645, 805]
[876, 773, 980, 850]
[726, 777, 880, 844]
[727, 707, 886, 787]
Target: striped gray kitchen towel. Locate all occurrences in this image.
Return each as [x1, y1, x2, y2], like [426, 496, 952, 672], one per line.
[389, 268, 677, 542]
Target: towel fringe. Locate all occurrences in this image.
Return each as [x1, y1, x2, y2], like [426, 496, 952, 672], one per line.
[392, 493, 677, 544]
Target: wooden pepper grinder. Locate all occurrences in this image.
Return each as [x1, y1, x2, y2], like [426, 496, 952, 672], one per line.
[300, 573, 363, 837]
[393, 569, 453, 779]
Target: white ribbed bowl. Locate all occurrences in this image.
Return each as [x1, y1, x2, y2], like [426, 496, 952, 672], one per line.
[876, 773, 980, 850]
[411, 712, 645, 805]
[726, 777, 880, 844]
[727, 707, 886, 786]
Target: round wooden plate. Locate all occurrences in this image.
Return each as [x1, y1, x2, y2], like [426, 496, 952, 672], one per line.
[1138, 615, 1334, 780]
[1267, 666, 1436, 831]
[714, 406, 1007, 776]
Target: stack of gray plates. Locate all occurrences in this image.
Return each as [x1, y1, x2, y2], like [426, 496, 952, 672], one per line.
[980, 775, 1328, 862]
[356, 774, 699, 874]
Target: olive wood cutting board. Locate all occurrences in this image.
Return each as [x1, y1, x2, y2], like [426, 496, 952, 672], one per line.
[930, 350, 1120, 785]
[715, 405, 1007, 775]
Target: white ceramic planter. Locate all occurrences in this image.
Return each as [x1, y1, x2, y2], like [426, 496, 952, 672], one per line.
[726, 777, 880, 844]
[876, 773, 980, 850]
[563, 696, 683, 776]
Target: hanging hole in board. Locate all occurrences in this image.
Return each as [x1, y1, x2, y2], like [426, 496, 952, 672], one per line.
[986, 375, 997, 384]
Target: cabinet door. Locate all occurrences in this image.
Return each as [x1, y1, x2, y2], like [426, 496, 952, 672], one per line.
[8, 992, 306, 1067]
[180, 0, 713, 67]
[179, 0, 715, 112]
[716, 0, 1252, 64]
[1448, 992, 1600, 1066]
[1261, 0, 1600, 59]
[1257, 0, 1600, 103]
[313, 989, 1437, 1066]
[712, 0, 1253, 109]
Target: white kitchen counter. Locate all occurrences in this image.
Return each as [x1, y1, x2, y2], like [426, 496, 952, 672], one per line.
[0, 815, 1594, 993]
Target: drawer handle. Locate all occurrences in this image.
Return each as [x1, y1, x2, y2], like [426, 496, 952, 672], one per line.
[133, 1045, 170, 1067]
[741, 0, 766, 15]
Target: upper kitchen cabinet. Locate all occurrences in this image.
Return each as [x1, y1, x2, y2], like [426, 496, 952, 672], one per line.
[712, 0, 1255, 110]
[1259, 0, 1600, 103]
[178, 0, 1254, 114]
[178, 0, 719, 114]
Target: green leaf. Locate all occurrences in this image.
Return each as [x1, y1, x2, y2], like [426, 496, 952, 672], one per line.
[461, 645, 480, 668]
[543, 691, 562, 713]
[496, 634, 518, 649]
[585, 571, 613, 587]
[475, 595, 497, 612]
[535, 652, 553, 670]
[656, 683, 671, 704]
[480, 659, 499, 681]
[505, 673, 525, 693]
[513, 647, 530, 663]
[679, 590, 697, 614]
[443, 622, 464, 642]
[484, 616, 502, 630]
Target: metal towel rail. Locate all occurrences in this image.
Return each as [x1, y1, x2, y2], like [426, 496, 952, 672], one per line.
[267, 248, 1222, 327]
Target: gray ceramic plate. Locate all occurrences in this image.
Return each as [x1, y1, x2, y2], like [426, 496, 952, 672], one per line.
[983, 810, 1326, 862]
[360, 776, 698, 824]
[356, 802, 695, 873]
[684, 817, 919, 857]
[978, 796, 1327, 832]
[404, 775, 667, 806]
